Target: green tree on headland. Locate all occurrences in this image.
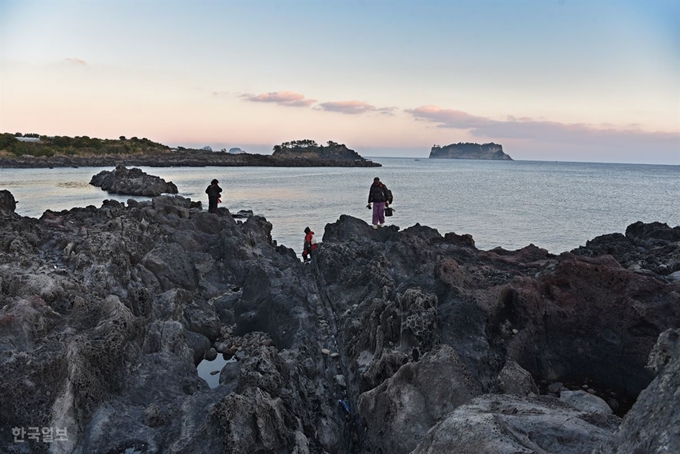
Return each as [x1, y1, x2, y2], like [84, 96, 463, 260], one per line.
[272, 139, 363, 160]
[0, 132, 170, 157]
[276, 139, 319, 150]
[0, 133, 18, 150]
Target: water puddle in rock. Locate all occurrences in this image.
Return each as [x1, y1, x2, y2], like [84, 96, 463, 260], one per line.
[196, 355, 234, 389]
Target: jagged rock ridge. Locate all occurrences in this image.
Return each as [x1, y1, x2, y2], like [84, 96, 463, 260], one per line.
[0, 189, 678, 453]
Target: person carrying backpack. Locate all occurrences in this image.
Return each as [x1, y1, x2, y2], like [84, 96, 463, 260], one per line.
[367, 177, 391, 229]
[205, 179, 222, 213]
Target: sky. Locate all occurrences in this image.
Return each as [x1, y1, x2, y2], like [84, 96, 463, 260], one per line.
[0, 0, 678, 164]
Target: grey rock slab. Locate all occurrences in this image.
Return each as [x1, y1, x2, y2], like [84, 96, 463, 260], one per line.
[560, 390, 612, 414]
[547, 382, 563, 394]
[412, 394, 620, 454]
[358, 344, 482, 454]
[495, 360, 539, 396]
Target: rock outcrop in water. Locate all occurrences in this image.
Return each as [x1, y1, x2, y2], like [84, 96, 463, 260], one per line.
[0, 189, 678, 453]
[430, 142, 513, 160]
[90, 165, 179, 196]
[272, 140, 367, 161]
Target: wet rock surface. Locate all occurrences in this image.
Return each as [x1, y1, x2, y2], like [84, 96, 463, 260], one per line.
[0, 192, 678, 453]
[90, 164, 179, 196]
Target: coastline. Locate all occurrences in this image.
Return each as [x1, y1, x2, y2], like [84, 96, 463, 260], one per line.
[0, 151, 382, 168]
[0, 188, 678, 453]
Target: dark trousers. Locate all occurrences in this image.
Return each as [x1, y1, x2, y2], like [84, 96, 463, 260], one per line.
[208, 197, 219, 213]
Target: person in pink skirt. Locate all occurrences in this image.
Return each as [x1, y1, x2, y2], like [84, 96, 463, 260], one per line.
[366, 177, 391, 229]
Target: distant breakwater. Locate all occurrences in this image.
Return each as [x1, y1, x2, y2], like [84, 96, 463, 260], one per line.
[0, 152, 381, 168]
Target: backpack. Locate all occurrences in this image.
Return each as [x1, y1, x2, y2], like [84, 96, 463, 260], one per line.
[386, 189, 393, 204]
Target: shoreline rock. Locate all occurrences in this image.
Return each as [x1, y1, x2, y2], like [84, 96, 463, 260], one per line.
[0, 150, 382, 168]
[90, 165, 178, 196]
[0, 191, 677, 453]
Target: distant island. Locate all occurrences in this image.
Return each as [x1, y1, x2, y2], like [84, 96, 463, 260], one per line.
[429, 142, 513, 160]
[272, 139, 365, 160]
[0, 133, 380, 168]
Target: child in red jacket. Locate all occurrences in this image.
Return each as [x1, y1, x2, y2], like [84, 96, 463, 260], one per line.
[302, 227, 317, 262]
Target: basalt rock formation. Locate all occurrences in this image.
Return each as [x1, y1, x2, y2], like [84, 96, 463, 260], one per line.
[429, 142, 513, 160]
[0, 191, 678, 453]
[0, 190, 17, 217]
[594, 328, 680, 453]
[90, 165, 179, 197]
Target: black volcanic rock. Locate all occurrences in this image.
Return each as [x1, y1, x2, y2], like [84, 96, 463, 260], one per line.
[0, 191, 677, 453]
[594, 328, 680, 453]
[430, 142, 513, 160]
[90, 165, 178, 196]
[0, 189, 17, 217]
[572, 221, 680, 278]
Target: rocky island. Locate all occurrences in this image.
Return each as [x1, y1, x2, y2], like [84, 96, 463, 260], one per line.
[90, 165, 179, 196]
[0, 134, 380, 168]
[0, 188, 678, 453]
[430, 142, 513, 160]
[272, 139, 366, 161]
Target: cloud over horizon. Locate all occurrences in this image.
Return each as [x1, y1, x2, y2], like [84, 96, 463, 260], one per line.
[241, 91, 316, 107]
[405, 105, 680, 150]
[62, 57, 87, 66]
[317, 100, 396, 115]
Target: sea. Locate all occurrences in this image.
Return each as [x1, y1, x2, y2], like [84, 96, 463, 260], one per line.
[1, 158, 678, 255]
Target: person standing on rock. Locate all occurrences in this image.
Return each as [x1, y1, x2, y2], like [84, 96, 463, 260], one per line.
[302, 227, 317, 262]
[205, 179, 222, 213]
[367, 177, 390, 229]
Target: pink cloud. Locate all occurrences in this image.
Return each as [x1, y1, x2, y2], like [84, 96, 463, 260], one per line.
[405, 105, 488, 128]
[241, 91, 316, 107]
[404, 105, 680, 149]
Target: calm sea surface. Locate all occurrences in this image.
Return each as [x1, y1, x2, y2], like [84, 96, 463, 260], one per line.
[2, 158, 678, 254]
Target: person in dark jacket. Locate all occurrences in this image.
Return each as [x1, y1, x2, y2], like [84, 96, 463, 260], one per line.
[205, 179, 222, 213]
[367, 177, 390, 229]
